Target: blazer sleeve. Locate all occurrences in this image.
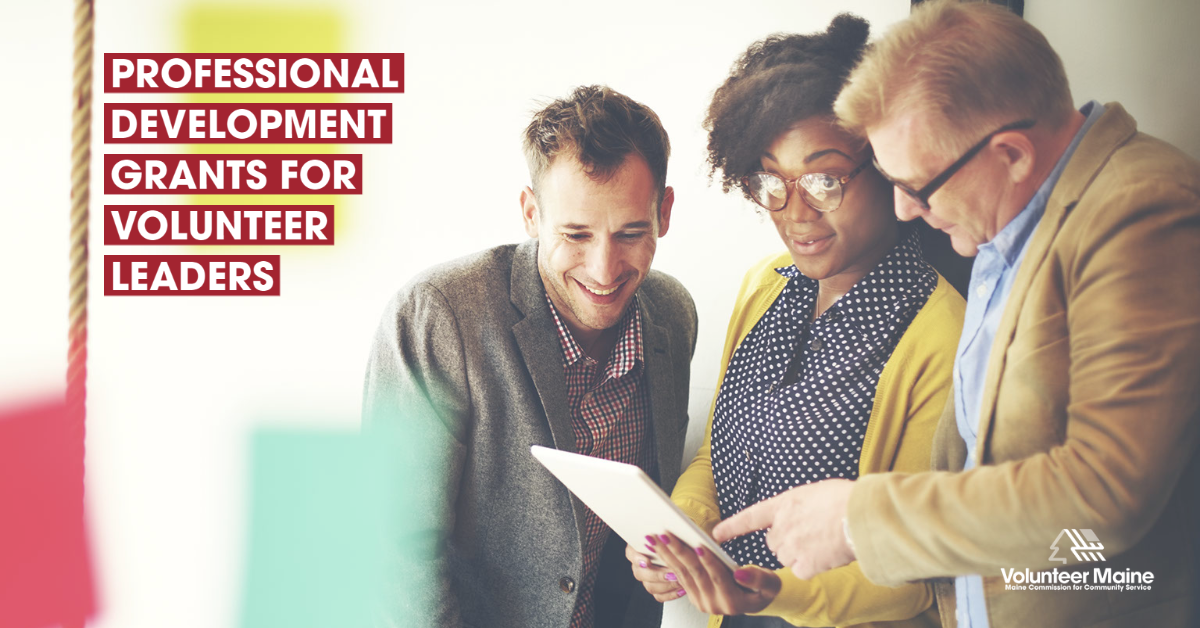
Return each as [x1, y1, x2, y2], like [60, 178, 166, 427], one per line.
[847, 178, 1200, 586]
[362, 281, 471, 628]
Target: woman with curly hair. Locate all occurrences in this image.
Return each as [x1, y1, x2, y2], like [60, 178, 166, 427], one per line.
[626, 14, 965, 628]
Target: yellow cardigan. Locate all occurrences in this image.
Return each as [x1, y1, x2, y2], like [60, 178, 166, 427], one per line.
[671, 251, 965, 628]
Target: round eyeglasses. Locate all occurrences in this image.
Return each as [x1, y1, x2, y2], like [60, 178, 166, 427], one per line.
[741, 155, 873, 213]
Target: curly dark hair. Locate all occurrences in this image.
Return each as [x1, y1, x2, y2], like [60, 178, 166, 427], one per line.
[705, 14, 871, 200]
[523, 85, 670, 204]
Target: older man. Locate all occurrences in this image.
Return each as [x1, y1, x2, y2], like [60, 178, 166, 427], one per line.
[713, 2, 1200, 626]
[363, 85, 696, 628]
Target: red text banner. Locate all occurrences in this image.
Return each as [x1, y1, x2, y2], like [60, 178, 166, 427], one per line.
[104, 54, 404, 93]
[104, 255, 281, 295]
[104, 154, 363, 195]
[105, 104, 392, 144]
[104, 205, 335, 245]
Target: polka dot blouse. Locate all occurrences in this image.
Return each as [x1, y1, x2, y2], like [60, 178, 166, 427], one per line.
[711, 230, 936, 569]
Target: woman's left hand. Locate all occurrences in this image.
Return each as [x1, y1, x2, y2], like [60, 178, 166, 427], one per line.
[649, 532, 781, 616]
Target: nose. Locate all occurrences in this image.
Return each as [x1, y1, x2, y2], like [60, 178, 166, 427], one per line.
[893, 187, 925, 222]
[780, 185, 822, 223]
[585, 238, 622, 286]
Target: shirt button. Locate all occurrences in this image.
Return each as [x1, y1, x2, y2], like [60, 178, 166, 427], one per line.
[975, 283, 988, 298]
[809, 338, 823, 351]
[559, 576, 576, 593]
[744, 449, 752, 461]
[582, 392, 593, 403]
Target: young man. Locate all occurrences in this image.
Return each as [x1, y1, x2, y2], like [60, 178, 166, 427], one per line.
[363, 85, 696, 628]
[712, 2, 1200, 626]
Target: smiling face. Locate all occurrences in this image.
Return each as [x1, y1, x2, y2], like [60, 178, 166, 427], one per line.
[521, 152, 672, 345]
[761, 118, 898, 292]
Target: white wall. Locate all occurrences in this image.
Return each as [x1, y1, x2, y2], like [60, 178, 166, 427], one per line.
[1027, 0, 1200, 159]
[0, 2, 72, 403]
[0, 2, 1197, 628]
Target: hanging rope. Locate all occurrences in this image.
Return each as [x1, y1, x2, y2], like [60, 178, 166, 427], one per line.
[64, 3, 96, 627]
[68, 0, 93, 414]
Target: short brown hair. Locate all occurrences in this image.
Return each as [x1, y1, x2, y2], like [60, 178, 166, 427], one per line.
[523, 85, 670, 204]
[835, 0, 1074, 157]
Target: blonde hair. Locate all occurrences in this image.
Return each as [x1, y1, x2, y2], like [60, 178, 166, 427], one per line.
[834, 0, 1073, 157]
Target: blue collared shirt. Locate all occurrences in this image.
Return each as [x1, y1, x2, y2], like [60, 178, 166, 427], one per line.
[954, 101, 1105, 628]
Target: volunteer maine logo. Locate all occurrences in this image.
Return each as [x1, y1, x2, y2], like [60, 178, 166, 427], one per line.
[1049, 528, 1105, 563]
[1001, 529, 1152, 592]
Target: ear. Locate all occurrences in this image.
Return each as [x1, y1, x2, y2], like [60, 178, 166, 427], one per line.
[992, 131, 1036, 185]
[520, 186, 539, 238]
[656, 186, 675, 238]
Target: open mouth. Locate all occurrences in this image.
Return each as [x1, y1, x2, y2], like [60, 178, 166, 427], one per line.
[583, 284, 618, 296]
[791, 233, 834, 255]
[574, 277, 625, 302]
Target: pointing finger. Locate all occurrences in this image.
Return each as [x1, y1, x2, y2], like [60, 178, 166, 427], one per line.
[713, 498, 779, 543]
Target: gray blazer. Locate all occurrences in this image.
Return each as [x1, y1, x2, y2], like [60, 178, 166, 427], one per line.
[363, 239, 698, 628]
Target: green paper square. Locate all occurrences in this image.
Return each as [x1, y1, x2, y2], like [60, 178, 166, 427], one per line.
[239, 430, 388, 628]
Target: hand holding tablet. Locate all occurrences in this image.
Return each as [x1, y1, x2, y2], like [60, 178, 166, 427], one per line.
[646, 531, 782, 615]
[531, 446, 782, 613]
[530, 445, 737, 570]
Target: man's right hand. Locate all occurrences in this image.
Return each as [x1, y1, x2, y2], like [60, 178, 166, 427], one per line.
[626, 542, 687, 602]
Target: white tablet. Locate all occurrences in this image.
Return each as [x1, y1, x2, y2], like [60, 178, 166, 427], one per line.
[531, 445, 739, 571]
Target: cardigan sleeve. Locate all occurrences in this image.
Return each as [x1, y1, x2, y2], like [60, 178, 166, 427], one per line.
[673, 414, 723, 534]
[753, 276, 962, 627]
[675, 259, 963, 627]
[673, 252, 790, 532]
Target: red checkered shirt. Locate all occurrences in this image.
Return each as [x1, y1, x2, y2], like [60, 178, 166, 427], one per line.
[546, 294, 654, 628]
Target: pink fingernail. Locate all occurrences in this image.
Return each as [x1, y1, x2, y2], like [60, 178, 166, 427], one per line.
[645, 544, 656, 554]
[733, 569, 751, 583]
[695, 547, 705, 557]
[639, 560, 647, 569]
[659, 534, 671, 545]
[645, 535, 657, 546]
[677, 589, 687, 597]
[665, 572, 677, 582]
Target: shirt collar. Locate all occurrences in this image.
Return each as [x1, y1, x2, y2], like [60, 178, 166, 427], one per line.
[980, 100, 1106, 266]
[774, 227, 934, 327]
[545, 293, 644, 377]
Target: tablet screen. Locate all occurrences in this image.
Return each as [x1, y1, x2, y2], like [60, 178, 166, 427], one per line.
[531, 445, 739, 571]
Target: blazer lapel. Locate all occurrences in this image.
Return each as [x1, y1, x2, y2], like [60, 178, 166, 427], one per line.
[972, 104, 1138, 463]
[509, 239, 576, 454]
[638, 292, 681, 487]
[509, 239, 592, 557]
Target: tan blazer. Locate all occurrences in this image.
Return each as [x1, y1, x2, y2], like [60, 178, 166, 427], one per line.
[845, 103, 1200, 627]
